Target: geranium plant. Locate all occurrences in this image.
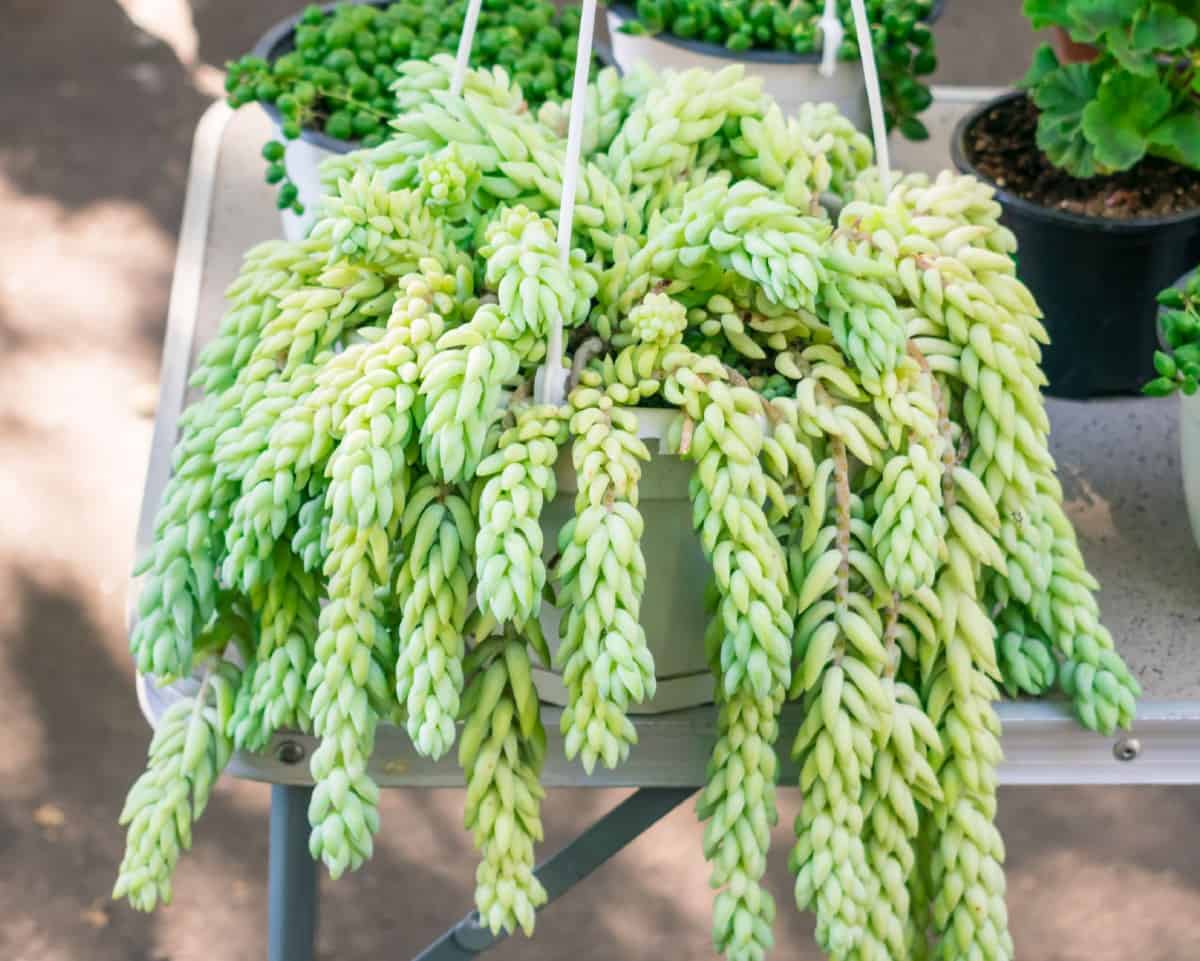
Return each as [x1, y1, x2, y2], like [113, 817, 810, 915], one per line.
[1022, 0, 1200, 177]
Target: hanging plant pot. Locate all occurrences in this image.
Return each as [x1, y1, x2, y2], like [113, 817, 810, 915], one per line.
[605, 0, 944, 134]
[606, 3, 868, 129]
[252, 3, 365, 241]
[536, 408, 714, 713]
[250, 1, 608, 241]
[1159, 270, 1200, 551]
[1178, 386, 1200, 551]
[953, 91, 1200, 398]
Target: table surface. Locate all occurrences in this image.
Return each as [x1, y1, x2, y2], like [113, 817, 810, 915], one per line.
[134, 94, 1200, 788]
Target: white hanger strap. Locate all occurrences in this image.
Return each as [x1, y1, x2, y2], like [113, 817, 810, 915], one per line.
[819, 0, 843, 78]
[450, 0, 484, 96]
[848, 0, 891, 184]
[539, 0, 597, 405]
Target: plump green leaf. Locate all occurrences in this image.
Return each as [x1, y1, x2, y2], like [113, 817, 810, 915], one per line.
[1158, 288, 1186, 308]
[1133, 2, 1198, 50]
[1162, 308, 1198, 346]
[1033, 63, 1102, 177]
[1080, 69, 1171, 171]
[1021, 43, 1061, 89]
[1154, 350, 1178, 378]
[1149, 113, 1200, 167]
[1023, 0, 1072, 29]
[1143, 376, 1179, 396]
[1174, 343, 1200, 370]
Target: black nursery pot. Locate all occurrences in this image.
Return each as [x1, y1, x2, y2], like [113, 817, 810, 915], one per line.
[952, 93, 1200, 399]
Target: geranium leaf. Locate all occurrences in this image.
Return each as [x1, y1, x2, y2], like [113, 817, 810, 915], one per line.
[1067, 0, 1141, 41]
[1023, 0, 1072, 29]
[1081, 69, 1172, 171]
[1032, 63, 1101, 177]
[1107, 30, 1161, 74]
[1149, 113, 1200, 167]
[1132, 2, 1198, 50]
[1020, 43, 1061, 89]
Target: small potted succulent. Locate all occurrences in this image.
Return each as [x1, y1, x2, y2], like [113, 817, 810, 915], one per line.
[952, 0, 1200, 397]
[1146, 269, 1200, 546]
[607, 0, 942, 137]
[225, 0, 597, 237]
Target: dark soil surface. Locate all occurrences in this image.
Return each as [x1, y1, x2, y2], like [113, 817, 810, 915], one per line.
[964, 94, 1200, 220]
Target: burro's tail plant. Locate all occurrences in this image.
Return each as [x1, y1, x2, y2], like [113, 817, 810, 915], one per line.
[1022, 0, 1200, 177]
[121, 57, 1138, 961]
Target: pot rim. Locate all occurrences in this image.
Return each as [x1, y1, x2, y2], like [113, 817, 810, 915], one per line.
[606, 0, 944, 66]
[251, 0, 616, 156]
[951, 90, 1200, 234]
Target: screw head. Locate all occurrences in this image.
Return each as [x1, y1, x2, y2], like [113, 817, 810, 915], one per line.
[275, 740, 306, 765]
[1113, 737, 1141, 762]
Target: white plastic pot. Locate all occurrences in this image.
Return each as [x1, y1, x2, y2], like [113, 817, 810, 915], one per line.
[1179, 389, 1200, 551]
[605, 5, 869, 130]
[1163, 274, 1200, 551]
[252, 4, 356, 241]
[273, 134, 349, 242]
[534, 407, 716, 713]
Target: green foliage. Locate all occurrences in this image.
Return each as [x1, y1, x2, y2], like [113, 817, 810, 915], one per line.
[1146, 270, 1200, 396]
[225, 0, 599, 208]
[115, 661, 241, 911]
[121, 60, 1140, 961]
[623, 0, 940, 140]
[1021, 0, 1200, 176]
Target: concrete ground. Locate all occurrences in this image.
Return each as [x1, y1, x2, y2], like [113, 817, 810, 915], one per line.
[1, 2, 1198, 959]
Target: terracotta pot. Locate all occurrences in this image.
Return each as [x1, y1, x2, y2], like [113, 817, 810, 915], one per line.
[1050, 26, 1097, 63]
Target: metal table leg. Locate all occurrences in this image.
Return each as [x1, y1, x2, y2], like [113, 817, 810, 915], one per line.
[269, 784, 318, 961]
[414, 787, 695, 961]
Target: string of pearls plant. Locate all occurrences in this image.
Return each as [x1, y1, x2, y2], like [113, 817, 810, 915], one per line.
[120, 54, 1138, 961]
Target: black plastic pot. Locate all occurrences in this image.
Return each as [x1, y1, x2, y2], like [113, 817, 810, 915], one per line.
[606, 0, 944, 63]
[952, 92, 1200, 399]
